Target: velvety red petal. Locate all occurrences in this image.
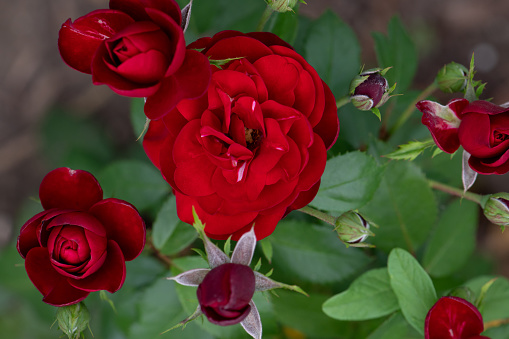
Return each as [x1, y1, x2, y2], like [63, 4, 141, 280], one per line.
[47, 211, 106, 237]
[229, 210, 286, 241]
[58, 10, 134, 74]
[144, 50, 211, 119]
[17, 210, 49, 258]
[463, 100, 508, 115]
[204, 36, 274, 64]
[113, 50, 168, 84]
[68, 240, 126, 293]
[39, 167, 103, 211]
[142, 118, 170, 169]
[418, 101, 462, 154]
[89, 198, 146, 261]
[25, 247, 89, 306]
[254, 55, 299, 106]
[295, 134, 327, 191]
[313, 81, 339, 150]
[174, 156, 217, 196]
[246, 32, 294, 49]
[468, 150, 509, 175]
[109, 0, 182, 24]
[458, 113, 494, 158]
[286, 180, 321, 212]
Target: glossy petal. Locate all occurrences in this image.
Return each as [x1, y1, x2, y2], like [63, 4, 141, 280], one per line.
[89, 198, 146, 261]
[39, 167, 103, 211]
[142, 118, 169, 169]
[313, 81, 339, 150]
[109, 0, 182, 24]
[47, 212, 106, 237]
[25, 247, 89, 306]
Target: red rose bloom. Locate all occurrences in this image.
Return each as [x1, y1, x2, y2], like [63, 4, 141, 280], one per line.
[17, 167, 146, 306]
[58, 0, 210, 119]
[196, 263, 255, 326]
[143, 31, 340, 240]
[425, 297, 490, 339]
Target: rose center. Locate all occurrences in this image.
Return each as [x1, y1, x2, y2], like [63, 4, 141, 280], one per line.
[245, 128, 262, 151]
[493, 131, 509, 146]
[112, 38, 140, 64]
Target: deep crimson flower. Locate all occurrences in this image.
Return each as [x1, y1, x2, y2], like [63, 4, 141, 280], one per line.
[196, 263, 255, 326]
[58, 0, 210, 119]
[143, 30, 340, 240]
[417, 99, 509, 174]
[17, 167, 146, 306]
[425, 297, 490, 339]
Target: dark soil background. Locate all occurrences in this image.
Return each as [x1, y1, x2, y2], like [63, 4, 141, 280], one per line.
[2, 0, 509, 272]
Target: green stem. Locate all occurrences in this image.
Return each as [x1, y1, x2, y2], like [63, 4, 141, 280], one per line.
[428, 179, 483, 204]
[336, 96, 351, 109]
[256, 5, 274, 32]
[298, 205, 337, 226]
[388, 82, 438, 137]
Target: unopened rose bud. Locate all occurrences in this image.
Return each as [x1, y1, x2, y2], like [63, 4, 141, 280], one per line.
[349, 68, 395, 118]
[334, 211, 374, 246]
[436, 62, 468, 93]
[56, 302, 90, 339]
[265, 0, 301, 13]
[483, 193, 509, 229]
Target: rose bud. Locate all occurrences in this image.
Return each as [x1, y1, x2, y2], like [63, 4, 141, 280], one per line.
[17, 167, 146, 306]
[425, 296, 490, 339]
[436, 62, 468, 93]
[349, 68, 394, 112]
[266, 0, 301, 13]
[196, 263, 256, 326]
[334, 211, 374, 247]
[56, 302, 90, 339]
[483, 192, 509, 229]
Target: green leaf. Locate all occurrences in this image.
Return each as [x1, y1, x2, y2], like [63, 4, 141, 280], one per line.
[130, 98, 147, 139]
[269, 10, 299, 45]
[372, 16, 417, 92]
[422, 199, 478, 277]
[268, 220, 371, 284]
[367, 312, 422, 339]
[152, 195, 180, 249]
[259, 238, 273, 263]
[360, 159, 438, 253]
[464, 276, 509, 322]
[385, 139, 436, 161]
[388, 248, 437, 335]
[305, 10, 361, 97]
[323, 268, 399, 321]
[99, 159, 170, 212]
[310, 151, 384, 214]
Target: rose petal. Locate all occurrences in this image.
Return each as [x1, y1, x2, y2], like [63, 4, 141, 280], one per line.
[142, 118, 170, 169]
[205, 35, 274, 64]
[313, 81, 339, 150]
[17, 210, 49, 258]
[68, 240, 126, 293]
[463, 100, 508, 115]
[89, 198, 146, 261]
[109, 0, 182, 24]
[25, 247, 89, 306]
[47, 212, 106, 237]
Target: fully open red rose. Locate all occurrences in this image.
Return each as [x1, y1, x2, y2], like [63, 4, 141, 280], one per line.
[425, 296, 490, 339]
[17, 167, 145, 306]
[58, 0, 210, 119]
[143, 31, 340, 240]
[196, 263, 255, 326]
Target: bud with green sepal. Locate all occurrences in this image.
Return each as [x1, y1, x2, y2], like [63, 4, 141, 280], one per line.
[265, 0, 305, 13]
[349, 67, 396, 120]
[483, 193, 509, 230]
[436, 62, 468, 93]
[334, 211, 376, 247]
[55, 302, 91, 339]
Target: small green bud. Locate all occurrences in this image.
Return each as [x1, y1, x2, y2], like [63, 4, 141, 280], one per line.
[349, 67, 395, 113]
[436, 62, 468, 93]
[334, 211, 374, 247]
[265, 0, 301, 13]
[56, 302, 90, 339]
[483, 193, 509, 230]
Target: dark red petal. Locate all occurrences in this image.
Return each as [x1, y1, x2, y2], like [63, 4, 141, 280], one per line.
[47, 211, 106, 237]
[295, 133, 327, 191]
[89, 198, 146, 261]
[25, 247, 89, 306]
[17, 210, 49, 258]
[286, 180, 321, 212]
[205, 36, 274, 64]
[144, 50, 211, 119]
[417, 101, 462, 154]
[142, 118, 170, 169]
[109, 0, 182, 24]
[229, 210, 286, 241]
[245, 32, 294, 49]
[464, 100, 508, 115]
[58, 10, 134, 74]
[458, 113, 494, 158]
[39, 167, 103, 211]
[313, 81, 339, 150]
[68, 240, 126, 293]
[254, 55, 299, 106]
[425, 296, 485, 339]
[468, 150, 509, 175]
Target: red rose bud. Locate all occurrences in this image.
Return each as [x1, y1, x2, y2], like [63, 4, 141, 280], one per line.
[349, 68, 393, 111]
[436, 62, 468, 93]
[197, 263, 256, 326]
[17, 167, 146, 306]
[483, 193, 509, 229]
[334, 211, 374, 247]
[56, 302, 90, 339]
[425, 297, 490, 339]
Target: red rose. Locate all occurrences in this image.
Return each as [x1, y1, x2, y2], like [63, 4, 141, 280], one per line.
[58, 0, 210, 119]
[417, 99, 509, 174]
[196, 263, 255, 326]
[17, 167, 146, 306]
[143, 31, 340, 240]
[425, 296, 490, 339]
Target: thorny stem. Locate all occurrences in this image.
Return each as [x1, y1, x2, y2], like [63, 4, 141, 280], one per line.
[388, 82, 438, 137]
[428, 179, 483, 205]
[256, 5, 274, 32]
[298, 205, 337, 226]
[336, 96, 351, 109]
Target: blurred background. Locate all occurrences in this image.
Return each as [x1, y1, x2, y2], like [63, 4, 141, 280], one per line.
[2, 0, 509, 327]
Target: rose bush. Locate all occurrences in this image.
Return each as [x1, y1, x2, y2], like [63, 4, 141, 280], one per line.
[143, 30, 340, 240]
[17, 167, 146, 306]
[196, 263, 256, 326]
[418, 99, 509, 174]
[58, 0, 210, 119]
